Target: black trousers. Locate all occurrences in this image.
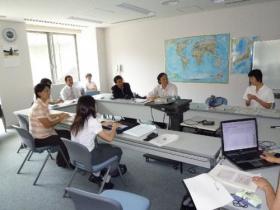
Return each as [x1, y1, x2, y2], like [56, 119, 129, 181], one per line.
[91, 143, 122, 165]
[34, 129, 70, 167]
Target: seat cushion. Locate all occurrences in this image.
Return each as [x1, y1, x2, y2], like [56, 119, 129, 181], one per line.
[101, 190, 150, 210]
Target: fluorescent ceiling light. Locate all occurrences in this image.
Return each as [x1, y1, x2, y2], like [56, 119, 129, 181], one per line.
[211, 0, 225, 3]
[68, 16, 103, 24]
[117, 3, 154, 15]
[161, 0, 179, 6]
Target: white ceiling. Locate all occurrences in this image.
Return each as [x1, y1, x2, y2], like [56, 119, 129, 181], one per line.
[0, 0, 278, 28]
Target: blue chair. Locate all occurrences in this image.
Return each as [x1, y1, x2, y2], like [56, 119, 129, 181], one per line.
[66, 187, 150, 210]
[12, 125, 69, 185]
[61, 138, 124, 195]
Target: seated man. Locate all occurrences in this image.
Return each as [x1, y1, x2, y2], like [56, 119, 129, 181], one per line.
[148, 72, 178, 101]
[243, 69, 274, 109]
[111, 75, 134, 99]
[60, 75, 82, 101]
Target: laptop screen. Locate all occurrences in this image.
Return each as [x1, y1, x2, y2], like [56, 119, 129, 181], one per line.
[221, 118, 258, 152]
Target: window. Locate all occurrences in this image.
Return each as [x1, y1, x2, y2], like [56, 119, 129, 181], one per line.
[27, 32, 79, 85]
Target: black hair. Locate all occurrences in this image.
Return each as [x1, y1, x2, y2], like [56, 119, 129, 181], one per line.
[65, 75, 72, 82]
[85, 73, 92, 78]
[40, 78, 52, 87]
[157, 72, 167, 84]
[114, 75, 123, 84]
[70, 95, 97, 136]
[248, 69, 262, 82]
[34, 83, 49, 99]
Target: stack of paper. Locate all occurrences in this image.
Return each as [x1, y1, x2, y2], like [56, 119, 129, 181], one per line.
[123, 124, 156, 137]
[183, 174, 232, 210]
[209, 164, 260, 192]
[149, 134, 178, 147]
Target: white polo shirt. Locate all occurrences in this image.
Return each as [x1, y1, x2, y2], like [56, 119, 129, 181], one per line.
[243, 84, 274, 108]
[148, 82, 178, 98]
[71, 116, 103, 152]
[60, 85, 81, 101]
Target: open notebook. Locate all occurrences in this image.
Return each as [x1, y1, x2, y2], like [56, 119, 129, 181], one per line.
[123, 124, 156, 137]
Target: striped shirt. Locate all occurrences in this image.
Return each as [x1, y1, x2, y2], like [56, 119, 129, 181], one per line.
[29, 98, 57, 139]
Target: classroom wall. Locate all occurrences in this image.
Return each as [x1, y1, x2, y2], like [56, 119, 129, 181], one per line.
[0, 20, 34, 125]
[103, 1, 280, 106]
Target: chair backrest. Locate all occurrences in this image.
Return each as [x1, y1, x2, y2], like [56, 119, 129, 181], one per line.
[12, 125, 35, 150]
[16, 114, 29, 131]
[61, 138, 92, 171]
[66, 187, 122, 210]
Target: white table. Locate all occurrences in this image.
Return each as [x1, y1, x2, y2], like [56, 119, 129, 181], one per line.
[221, 159, 280, 210]
[14, 108, 221, 169]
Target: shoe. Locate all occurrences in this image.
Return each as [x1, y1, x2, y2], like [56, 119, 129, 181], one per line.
[111, 164, 127, 178]
[88, 174, 103, 184]
[103, 181, 114, 190]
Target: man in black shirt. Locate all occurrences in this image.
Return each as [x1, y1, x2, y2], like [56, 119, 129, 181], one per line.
[111, 75, 134, 99]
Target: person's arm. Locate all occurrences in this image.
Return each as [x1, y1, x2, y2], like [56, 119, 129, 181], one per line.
[247, 94, 272, 109]
[111, 85, 120, 98]
[253, 177, 277, 209]
[38, 113, 69, 128]
[147, 86, 158, 101]
[97, 122, 119, 142]
[60, 87, 67, 101]
[126, 83, 134, 98]
[271, 184, 280, 210]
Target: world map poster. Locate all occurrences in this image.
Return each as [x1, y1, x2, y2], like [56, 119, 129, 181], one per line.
[165, 34, 230, 83]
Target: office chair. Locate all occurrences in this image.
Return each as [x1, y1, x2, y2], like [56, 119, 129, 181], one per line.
[66, 187, 150, 210]
[62, 138, 124, 195]
[15, 114, 29, 153]
[12, 125, 69, 185]
[0, 105, 7, 133]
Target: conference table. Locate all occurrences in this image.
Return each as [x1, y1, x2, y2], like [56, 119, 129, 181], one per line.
[14, 107, 221, 169]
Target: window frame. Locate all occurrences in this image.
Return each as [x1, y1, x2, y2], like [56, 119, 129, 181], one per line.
[27, 30, 80, 84]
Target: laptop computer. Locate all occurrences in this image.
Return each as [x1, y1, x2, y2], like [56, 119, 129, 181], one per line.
[220, 118, 275, 170]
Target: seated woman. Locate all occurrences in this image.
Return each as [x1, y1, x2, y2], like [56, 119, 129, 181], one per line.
[29, 83, 71, 168]
[111, 75, 134, 99]
[148, 72, 178, 101]
[252, 152, 280, 210]
[85, 73, 98, 91]
[70, 95, 127, 189]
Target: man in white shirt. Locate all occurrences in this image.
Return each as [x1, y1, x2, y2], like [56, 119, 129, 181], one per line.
[243, 69, 274, 109]
[60, 75, 82, 100]
[148, 72, 178, 100]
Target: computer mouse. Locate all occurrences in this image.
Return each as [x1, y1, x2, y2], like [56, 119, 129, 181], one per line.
[274, 153, 280, 158]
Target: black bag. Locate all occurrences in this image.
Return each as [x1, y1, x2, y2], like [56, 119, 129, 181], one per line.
[180, 190, 197, 210]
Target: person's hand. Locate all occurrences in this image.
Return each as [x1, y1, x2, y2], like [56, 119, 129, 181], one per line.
[59, 113, 70, 121]
[260, 152, 280, 164]
[247, 94, 257, 101]
[252, 176, 272, 191]
[56, 99, 64, 104]
[112, 122, 120, 129]
[148, 96, 157, 102]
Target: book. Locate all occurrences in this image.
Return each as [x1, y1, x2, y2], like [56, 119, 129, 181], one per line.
[209, 164, 260, 192]
[149, 134, 178, 147]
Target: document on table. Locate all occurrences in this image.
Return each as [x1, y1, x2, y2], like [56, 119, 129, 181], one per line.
[209, 164, 260, 192]
[123, 124, 156, 137]
[184, 174, 232, 210]
[149, 134, 178, 147]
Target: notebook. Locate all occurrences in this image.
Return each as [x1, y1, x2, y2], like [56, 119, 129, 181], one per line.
[220, 118, 275, 170]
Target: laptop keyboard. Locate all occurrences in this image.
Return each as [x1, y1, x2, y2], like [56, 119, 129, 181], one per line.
[230, 152, 261, 162]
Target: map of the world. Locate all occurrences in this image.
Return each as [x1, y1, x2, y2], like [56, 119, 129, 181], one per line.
[165, 34, 230, 83]
[231, 36, 257, 74]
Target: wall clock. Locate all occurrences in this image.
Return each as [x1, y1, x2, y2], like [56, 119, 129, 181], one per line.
[2, 27, 17, 42]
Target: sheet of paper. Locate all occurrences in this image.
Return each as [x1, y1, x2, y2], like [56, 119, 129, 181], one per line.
[209, 164, 260, 192]
[184, 174, 232, 210]
[123, 124, 156, 137]
[149, 134, 178, 147]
